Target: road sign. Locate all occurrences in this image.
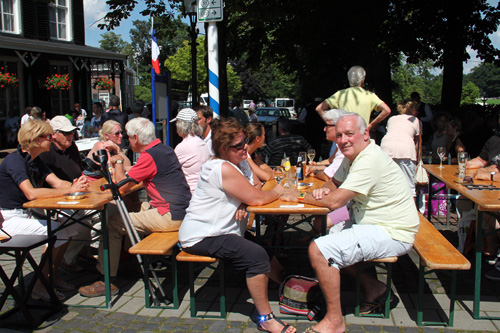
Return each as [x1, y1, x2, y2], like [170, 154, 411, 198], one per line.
[198, 0, 223, 22]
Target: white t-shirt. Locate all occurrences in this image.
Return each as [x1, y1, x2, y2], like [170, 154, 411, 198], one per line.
[179, 158, 253, 248]
[334, 140, 419, 243]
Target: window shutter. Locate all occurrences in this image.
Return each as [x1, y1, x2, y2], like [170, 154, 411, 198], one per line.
[22, 0, 36, 39]
[35, 1, 50, 40]
[72, 0, 85, 45]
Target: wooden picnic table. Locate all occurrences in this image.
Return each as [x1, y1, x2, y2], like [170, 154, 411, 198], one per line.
[23, 177, 142, 309]
[423, 164, 500, 320]
[247, 175, 330, 242]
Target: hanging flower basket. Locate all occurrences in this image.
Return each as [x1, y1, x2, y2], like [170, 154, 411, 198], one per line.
[0, 67, 19, 88]
[93, 77, 115, 90]
[44, 73, 71, 90]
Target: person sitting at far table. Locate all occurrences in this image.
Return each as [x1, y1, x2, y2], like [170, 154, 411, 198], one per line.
[245, 122, 273, 182]
[0, 120, 88, 301]
[78, 117, 191, 297]
[281, 112, 419, 333]
[179, 117, 295, 333]
[86, 120, 132, 178]
[465, 133, 500, 280]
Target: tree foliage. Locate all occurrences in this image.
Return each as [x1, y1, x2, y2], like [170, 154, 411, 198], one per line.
[97, 0, 500, 113]
[465, 62, 500, 98]
[164, 36, 242, 100]
[461, 81, 481, 105]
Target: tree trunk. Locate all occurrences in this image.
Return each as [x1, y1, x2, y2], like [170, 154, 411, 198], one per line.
[441, 48, 464, 115]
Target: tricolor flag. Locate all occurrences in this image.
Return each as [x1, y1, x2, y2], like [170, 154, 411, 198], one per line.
[151, 18, 161, 75]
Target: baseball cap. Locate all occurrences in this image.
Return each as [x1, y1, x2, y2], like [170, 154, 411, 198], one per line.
[50, 115, 77, 132]
[170, 108, 198, 123]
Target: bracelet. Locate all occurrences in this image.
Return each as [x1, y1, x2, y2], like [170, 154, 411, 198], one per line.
[298, 192, 306, 202]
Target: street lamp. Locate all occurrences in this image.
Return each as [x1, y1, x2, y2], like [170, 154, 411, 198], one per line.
[183, 0, 199, 107]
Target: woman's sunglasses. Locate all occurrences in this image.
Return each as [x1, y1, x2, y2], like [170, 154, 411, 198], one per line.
[229, 137, 249, 150]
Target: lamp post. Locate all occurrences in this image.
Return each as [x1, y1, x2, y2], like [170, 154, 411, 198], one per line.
[183, 0, 199, 107]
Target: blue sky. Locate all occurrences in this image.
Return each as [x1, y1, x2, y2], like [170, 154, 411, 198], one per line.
[83, 0, 500, 75]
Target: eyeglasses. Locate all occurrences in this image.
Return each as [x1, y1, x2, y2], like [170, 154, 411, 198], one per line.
[57, 130, 74, 136]
[229, 137, 249, 150]
[40, 135, 53, 141]
[112, 130, 124, 136]
[325, 124, 335, 127]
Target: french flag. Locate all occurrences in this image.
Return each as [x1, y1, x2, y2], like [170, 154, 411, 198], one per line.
[151, 18, 160, 75]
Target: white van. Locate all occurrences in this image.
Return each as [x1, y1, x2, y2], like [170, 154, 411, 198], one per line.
[275, 98, 296, 117]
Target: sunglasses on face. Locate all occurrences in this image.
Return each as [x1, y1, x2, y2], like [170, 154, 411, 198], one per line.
[112, 130, 124, 136]
[229, 137, 249, 151]
[57, 130, 74, 136]
[325, 124, 335, 128]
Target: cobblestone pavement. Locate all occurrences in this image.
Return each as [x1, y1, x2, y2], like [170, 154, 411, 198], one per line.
[1, 192, 500, 331]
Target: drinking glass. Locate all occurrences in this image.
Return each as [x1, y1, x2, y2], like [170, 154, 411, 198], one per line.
[307, 149, 316, 163]
[437, 146, 446, 168]
[273, 167, 284, 185]
[288, 170, 297, 188]
[457, 152, 468, 178]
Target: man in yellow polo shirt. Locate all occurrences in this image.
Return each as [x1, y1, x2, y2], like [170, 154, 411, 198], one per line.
[281, 112, 419, 333]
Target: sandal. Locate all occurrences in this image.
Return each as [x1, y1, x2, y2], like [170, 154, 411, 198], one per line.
[257, 312, 295, 333]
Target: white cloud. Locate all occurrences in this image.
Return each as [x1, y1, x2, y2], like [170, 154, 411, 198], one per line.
[83, 0, 108, 29]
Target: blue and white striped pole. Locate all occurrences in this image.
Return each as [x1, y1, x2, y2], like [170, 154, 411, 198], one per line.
[207, 22, 219, 116]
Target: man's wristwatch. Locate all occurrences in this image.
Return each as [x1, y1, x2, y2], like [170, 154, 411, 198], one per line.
[298, 192, 306, 202]
[115, 159, 123, 164]
[491, 171, 496, 181]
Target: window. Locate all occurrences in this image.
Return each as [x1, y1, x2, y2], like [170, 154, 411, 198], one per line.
[49, 0, 72, 40]
[0, 0, 20, 34]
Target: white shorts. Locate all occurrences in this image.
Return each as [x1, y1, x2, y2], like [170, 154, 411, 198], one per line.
[314, 224, 413, 270]
[1, 208, 77, 247]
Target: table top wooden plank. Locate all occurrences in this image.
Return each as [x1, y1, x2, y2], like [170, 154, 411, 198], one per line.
[423, 164, 500, 211]
[247, 176, 330, 215]
[23, 178, 142, 211]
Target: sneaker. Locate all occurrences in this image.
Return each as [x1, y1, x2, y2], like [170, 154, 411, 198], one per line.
[485, 265, 500, 281]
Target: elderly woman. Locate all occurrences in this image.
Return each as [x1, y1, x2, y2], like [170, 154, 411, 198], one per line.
[380, 99, 421, 197]
[179, 118, 295, 333]
[245, 122, 273, 182]
[0, 120, 88, 301]
[86, 120, 131, 176]
[171, 108, 210, 193]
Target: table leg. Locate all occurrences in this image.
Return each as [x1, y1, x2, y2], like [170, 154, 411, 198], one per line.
[100, 205, 111, 309]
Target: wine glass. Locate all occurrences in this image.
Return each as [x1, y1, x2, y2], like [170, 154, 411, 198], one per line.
[437, 146, 446, 168]
[307, 149, 316, 163]
[273, 167, 284, 185]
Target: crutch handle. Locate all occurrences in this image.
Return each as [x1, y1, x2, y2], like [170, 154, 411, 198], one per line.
[100, 177, 134, 192]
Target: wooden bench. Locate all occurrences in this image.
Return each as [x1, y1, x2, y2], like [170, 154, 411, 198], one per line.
[413, 212, 471, 326]
[354, 256, 399, 318]
[176, 250, 226, 318]
[128, 231, 179, 309]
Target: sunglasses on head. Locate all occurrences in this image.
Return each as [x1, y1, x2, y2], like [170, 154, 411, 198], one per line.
[229, 137, 249, 150]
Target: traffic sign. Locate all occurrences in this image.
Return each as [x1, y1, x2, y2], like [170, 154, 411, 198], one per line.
[198, 0, 223, 22]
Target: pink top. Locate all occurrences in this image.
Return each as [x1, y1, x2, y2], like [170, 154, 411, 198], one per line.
[380, 115, 420, 161]
[174, 134, 211, 193]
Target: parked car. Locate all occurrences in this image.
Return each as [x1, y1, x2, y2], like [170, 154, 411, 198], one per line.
[255, 107, 287, 125]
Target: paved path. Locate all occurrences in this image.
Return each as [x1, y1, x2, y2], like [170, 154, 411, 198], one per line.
[1, 216, 500, 332]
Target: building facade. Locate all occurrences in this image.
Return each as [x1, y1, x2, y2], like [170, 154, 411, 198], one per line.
[0, 0, 132, 147]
